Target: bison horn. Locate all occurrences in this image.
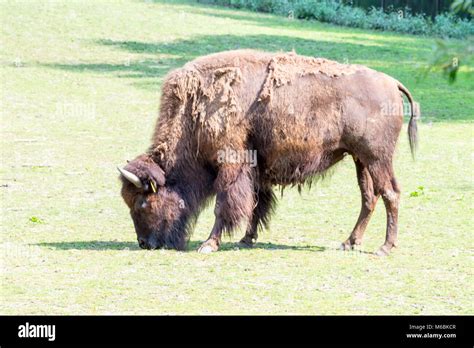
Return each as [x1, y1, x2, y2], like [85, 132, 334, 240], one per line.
[117, 167, 142, 188]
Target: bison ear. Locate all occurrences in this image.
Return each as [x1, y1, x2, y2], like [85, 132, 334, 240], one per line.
[146, 160, 166, 187]
[118, 155, 165, 192]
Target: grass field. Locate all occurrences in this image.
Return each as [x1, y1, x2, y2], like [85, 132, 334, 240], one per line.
[1, 0, 473, 315]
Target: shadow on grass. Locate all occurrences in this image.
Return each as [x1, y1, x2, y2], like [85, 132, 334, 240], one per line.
[36, 240, 327, 252]
[41, 10, 471, 121]
[152, 0, 435, 46]
[44, 33, 417, 90]
[36, 241, 141, 251]
[189, 240, 327, 252]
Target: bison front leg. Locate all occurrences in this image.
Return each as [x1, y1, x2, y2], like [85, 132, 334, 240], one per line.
[239, 186, 276, 248]
[197, 220, 223, 254]
[198, 165, 255, 254]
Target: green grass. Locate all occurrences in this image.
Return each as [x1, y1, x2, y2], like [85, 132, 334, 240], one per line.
[1, 0, 473, 315]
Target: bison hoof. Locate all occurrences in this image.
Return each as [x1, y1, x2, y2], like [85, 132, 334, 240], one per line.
[339, 242, 353, 251]
[375, 245, 392, 257]
[197, 240, 219, 254]
[340, 238, 362, 251]
[238, 237, 256, 248]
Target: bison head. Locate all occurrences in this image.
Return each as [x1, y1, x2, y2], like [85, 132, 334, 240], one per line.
[118, 155, 188, 250]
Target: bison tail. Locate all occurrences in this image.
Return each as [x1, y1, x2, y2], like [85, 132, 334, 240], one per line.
[397, 82, 419, 159]
[408, 108, 418, 159]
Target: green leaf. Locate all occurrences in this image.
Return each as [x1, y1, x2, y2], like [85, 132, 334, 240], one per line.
[29, 216, 44, 224]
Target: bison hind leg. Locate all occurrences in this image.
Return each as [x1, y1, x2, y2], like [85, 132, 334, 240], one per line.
[341, 157, 379, 251]
[367, 160, 400, 256]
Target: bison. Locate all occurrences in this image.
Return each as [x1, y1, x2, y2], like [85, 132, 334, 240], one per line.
[118, 50, 419, 256]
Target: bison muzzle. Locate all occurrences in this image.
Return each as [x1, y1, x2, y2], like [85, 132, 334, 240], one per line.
[118, 50, 419, 256]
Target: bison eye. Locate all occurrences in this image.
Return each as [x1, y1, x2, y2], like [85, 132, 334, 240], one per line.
[134, 197, 148, 211]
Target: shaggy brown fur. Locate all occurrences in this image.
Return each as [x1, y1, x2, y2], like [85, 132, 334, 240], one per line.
[119, 49, 419, 255]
